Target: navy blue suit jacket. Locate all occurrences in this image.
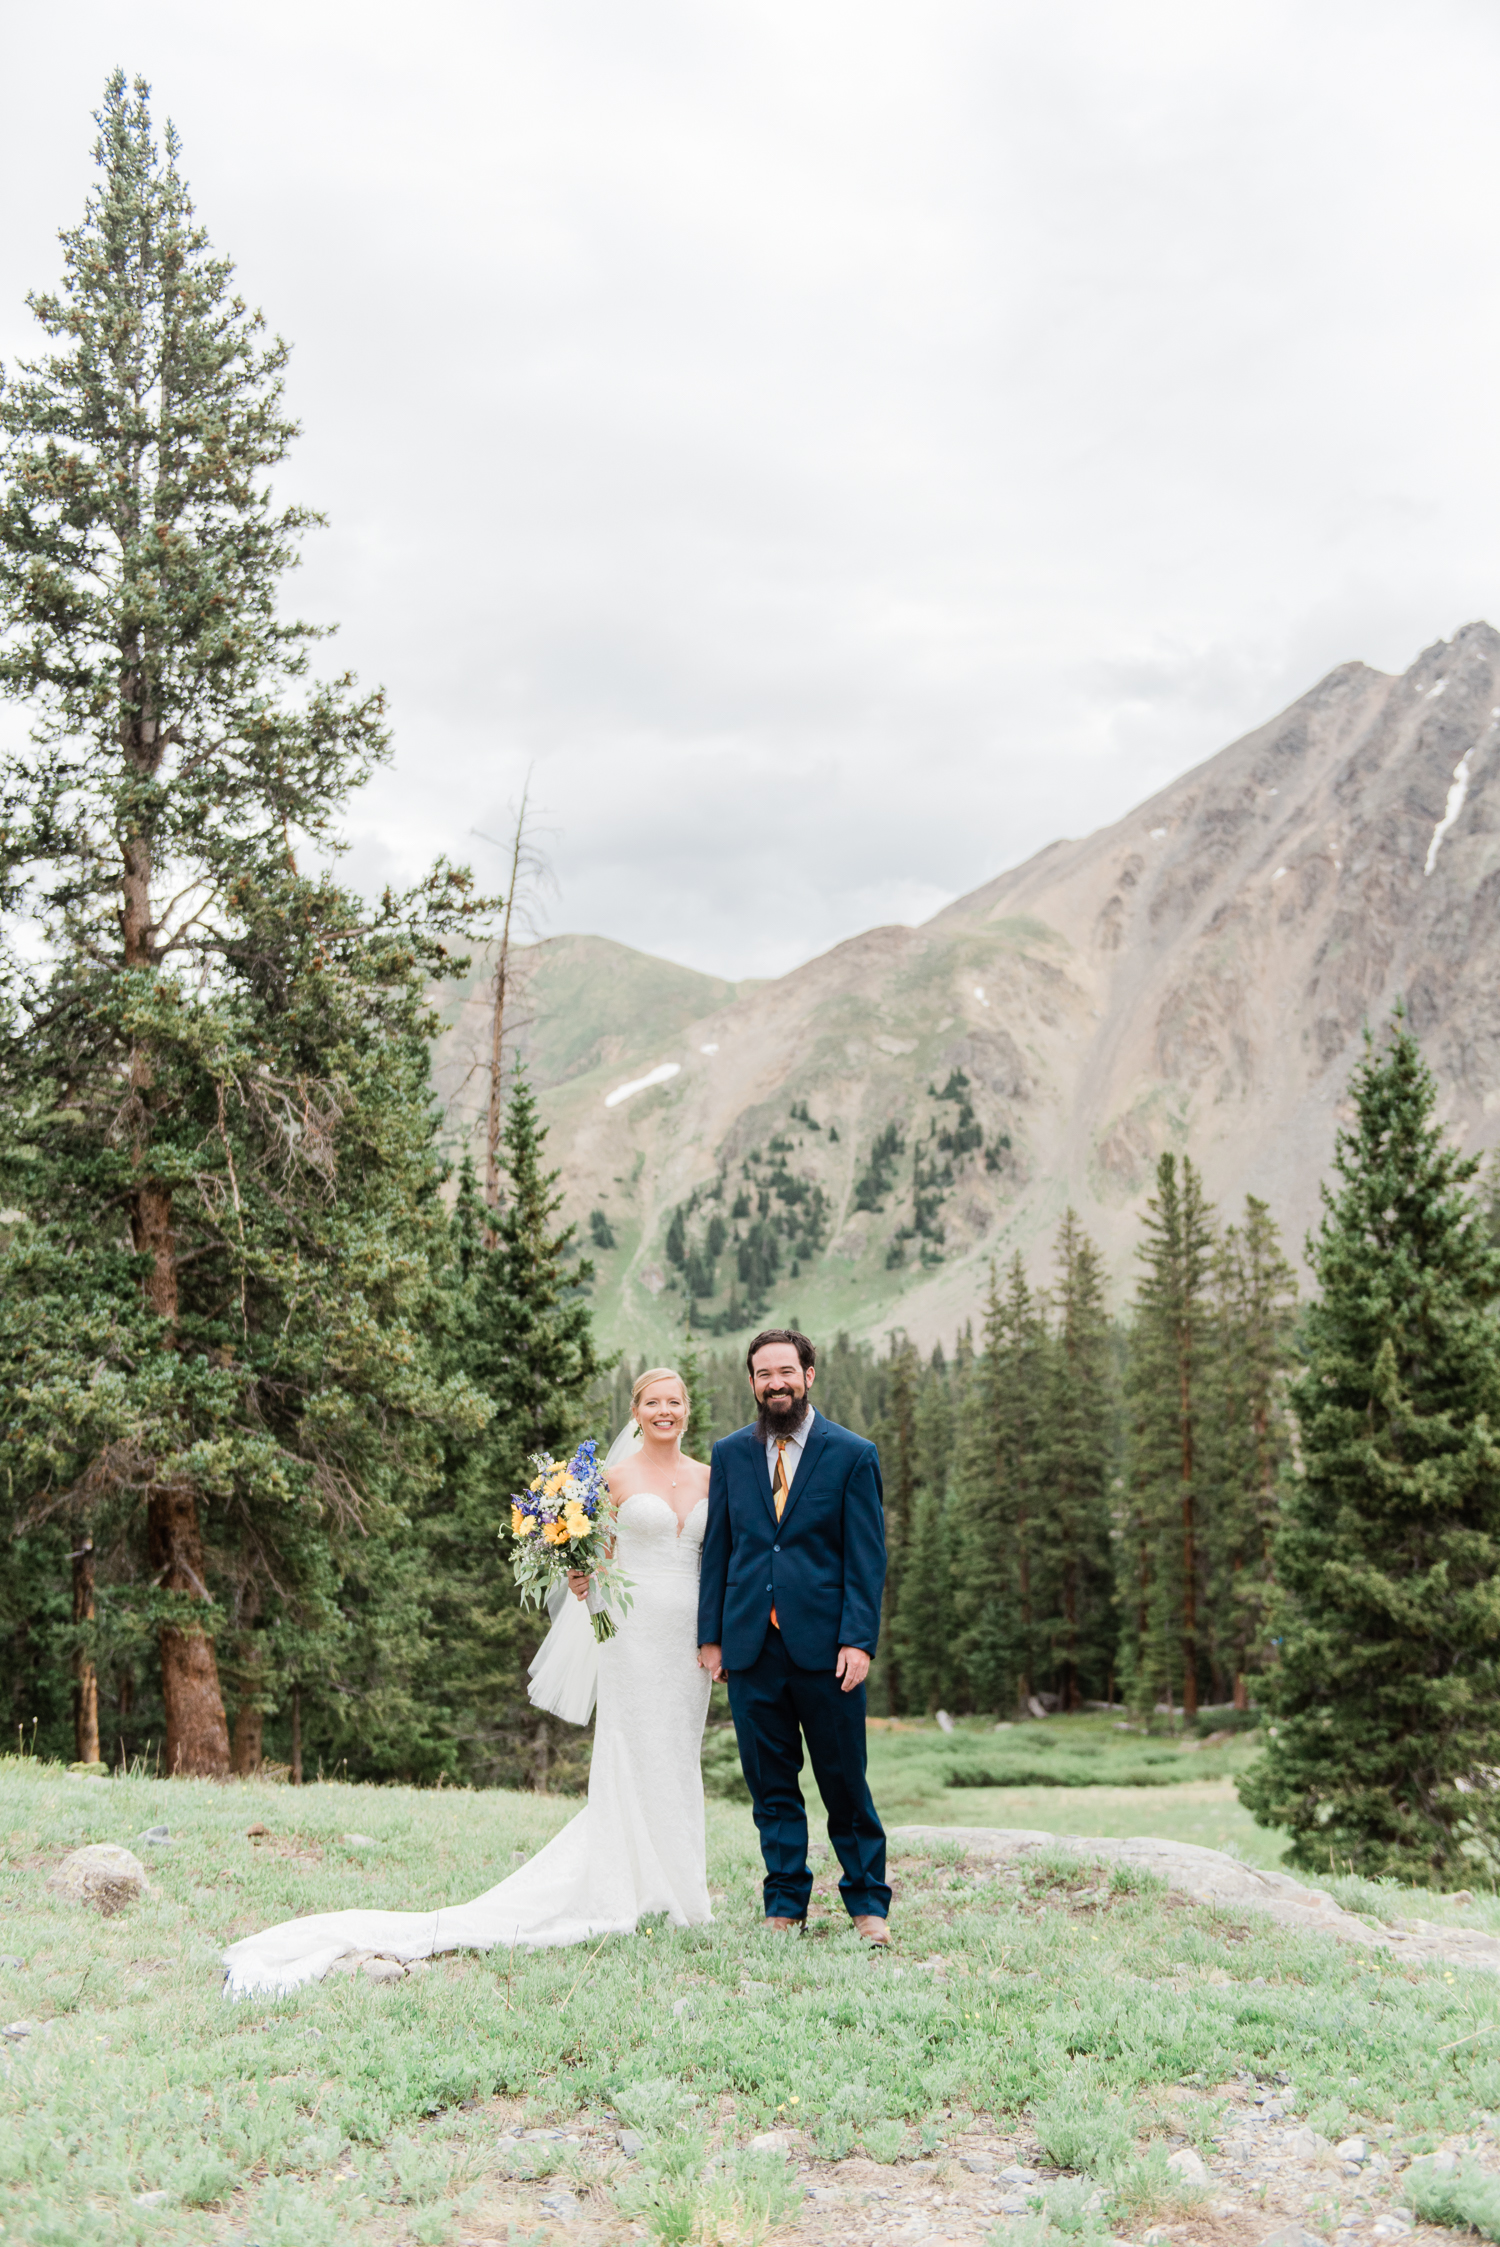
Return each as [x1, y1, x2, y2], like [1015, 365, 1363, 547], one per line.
[697, 1413, 886, 1673]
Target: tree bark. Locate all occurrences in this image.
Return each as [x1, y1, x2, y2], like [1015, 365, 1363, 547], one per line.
[117, 1667, 135, 1770]
[483, 780, 532, 1230]
[71, 1534, 99, 1765]
[231, 1702, 264, 1776]
[148, 1482, 231, 1777]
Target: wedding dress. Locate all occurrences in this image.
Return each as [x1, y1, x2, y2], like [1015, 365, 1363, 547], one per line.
[222, 1493, 712, 1997]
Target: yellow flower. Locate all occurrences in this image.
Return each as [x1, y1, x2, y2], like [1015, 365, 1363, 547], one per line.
[542, 1518, 571, 1546]
[513, 1509, 539, 1537]
[563, 1500, 590, 1541]
[543, 1465, 569, 1499]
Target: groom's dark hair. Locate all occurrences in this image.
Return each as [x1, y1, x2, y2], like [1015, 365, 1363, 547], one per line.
[745, 1327, 816, 1376]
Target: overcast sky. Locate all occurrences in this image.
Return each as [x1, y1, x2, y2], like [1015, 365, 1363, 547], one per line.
[5, 1, 1500, 979]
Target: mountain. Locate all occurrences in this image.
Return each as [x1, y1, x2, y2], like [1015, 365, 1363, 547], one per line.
[437, 621, 1500, 1352]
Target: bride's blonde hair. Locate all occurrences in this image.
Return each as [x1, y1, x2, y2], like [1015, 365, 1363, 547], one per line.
[631, 1366, 690, 1428]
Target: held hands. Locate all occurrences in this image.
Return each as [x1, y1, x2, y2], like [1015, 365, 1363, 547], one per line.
[697, 1643, 727, 1682]
[836, 1646, 871, 1692]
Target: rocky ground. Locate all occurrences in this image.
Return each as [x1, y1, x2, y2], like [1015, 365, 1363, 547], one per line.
[429, 2085, 1477, 2247]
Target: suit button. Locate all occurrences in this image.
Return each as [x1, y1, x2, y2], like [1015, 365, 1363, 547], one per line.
[773, 1544, 780, 1552]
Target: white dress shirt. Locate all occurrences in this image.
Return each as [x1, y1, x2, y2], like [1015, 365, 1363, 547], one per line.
[764, 1405, 817, 1488]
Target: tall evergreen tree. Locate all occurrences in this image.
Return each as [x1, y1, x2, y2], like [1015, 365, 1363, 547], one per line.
[892, 1345, 957, 1712]
[0, 75, 489, 1775]
[954, 1256, 1045, 1713]
[1242, 1017, 1500, 1885]
[872, 1338, 919, 1715]
[427, 1069, 606, 1787]
[1205, 1197, 1297, 1706]
[1037, 1210, 1116, 1707]
[1122, 1154, 1217, 1716]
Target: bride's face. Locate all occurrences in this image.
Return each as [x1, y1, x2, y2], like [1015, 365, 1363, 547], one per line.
[637, 1382, 687, 1442]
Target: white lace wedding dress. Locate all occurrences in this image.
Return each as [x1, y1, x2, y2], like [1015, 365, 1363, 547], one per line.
[222, 1494, 712, 1996]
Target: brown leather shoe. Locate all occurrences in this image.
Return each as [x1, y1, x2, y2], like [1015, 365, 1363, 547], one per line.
[852, 1914, 890, 1945]
[764, 1915, 805, 1934]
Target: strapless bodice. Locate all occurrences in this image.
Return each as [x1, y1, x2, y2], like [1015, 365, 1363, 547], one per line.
[614, 1491, 707, 1583]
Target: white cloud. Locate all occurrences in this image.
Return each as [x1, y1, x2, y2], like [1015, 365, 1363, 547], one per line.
[5, 0, 1500, 978]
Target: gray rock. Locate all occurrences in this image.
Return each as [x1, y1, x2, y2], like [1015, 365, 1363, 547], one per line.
[997, 2192, 1033, 2214]
[0, 1957, 22, 1972]
[935, 1710, 956, 1733]
[888, 1826, 1500, 1975]
[748, 2129, 795, 2154]
[1166, 2147, 1209, 2185]
[617, 2128, 644, 2156]
[1, 2021, 35, 2042]
[361, 1956, 405, 1983]
[137, 1827, 172, 1847]
[671, 1994, 698, 2019]
[963, 2153, 997, 2174]
[999, 2165, 1039, 2183]
[343, 1832, 378, 1846]
[1335, 2136, 1368, 2164]
[538, 2187, 581, 2222]
[132, 2190, 170, 2208]
[1258, 2229, 1326, 2247]
[47, 1843, 149, 1915]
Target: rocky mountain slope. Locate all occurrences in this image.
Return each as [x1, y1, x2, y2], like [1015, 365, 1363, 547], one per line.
[436, 621, 1500, 1353]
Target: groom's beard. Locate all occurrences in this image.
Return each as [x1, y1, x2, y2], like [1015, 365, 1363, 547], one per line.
[756, 1390, 810, 1442]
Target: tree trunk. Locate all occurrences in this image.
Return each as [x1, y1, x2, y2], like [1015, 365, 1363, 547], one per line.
[231, 1702, 264, 1776]
[148, 1482, 230, 1777]
[71, 1534, 100, 1765]
[483, 781, 532, 1230]
[117, 1667, 135, 1770]
[1233, 1673, 1248, 1711]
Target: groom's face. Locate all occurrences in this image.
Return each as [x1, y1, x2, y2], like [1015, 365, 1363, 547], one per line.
[750, 1346, 814, 1430]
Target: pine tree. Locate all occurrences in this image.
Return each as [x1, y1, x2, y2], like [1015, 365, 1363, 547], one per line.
[954, 1256, 1045, 1713]
[1037, 1210, 1116, 1707]
[1206, 1197, 1297, 1706]
[0, 76, 489, 1776]
[428, 1067, 607, 1787]
[1122, 1155, 1217, 1716]
[892, 1346, 957, 1712]
[872, 1339, 919, 1715]
[1241, 1017, 1500, 1884]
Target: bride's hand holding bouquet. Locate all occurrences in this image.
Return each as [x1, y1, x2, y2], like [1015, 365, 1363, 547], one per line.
[505, 1439, 633, 1643]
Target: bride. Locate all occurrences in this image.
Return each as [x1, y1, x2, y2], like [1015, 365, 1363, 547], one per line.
[222, 1369, 713, 1995]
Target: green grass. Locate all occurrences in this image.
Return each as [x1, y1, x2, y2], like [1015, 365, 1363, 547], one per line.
[858, 1711, 1293, 1868]
[4, 1736, 1500, 2244]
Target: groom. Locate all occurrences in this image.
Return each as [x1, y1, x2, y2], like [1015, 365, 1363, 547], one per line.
[697, 1328, 891, 1944]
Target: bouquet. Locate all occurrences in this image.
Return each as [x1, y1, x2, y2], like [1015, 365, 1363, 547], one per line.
[505, 1439, 633, 1644]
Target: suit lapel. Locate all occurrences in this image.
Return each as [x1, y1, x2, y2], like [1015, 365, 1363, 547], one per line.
[739, 1424, 777, 1525]
[777, 1413, 830, 1531]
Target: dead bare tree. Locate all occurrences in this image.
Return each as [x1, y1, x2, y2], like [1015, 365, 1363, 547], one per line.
[471, 778, 552, 1232]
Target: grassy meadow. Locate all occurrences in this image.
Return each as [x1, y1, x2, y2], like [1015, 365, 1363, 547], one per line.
[3, 1721, 1499, 2245]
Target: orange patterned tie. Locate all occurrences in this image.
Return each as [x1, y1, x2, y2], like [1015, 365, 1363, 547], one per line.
[770, 1438, 789, 1628]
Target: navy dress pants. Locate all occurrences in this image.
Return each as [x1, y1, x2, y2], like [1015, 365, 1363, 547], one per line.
[727, 1627, 890, 1921]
